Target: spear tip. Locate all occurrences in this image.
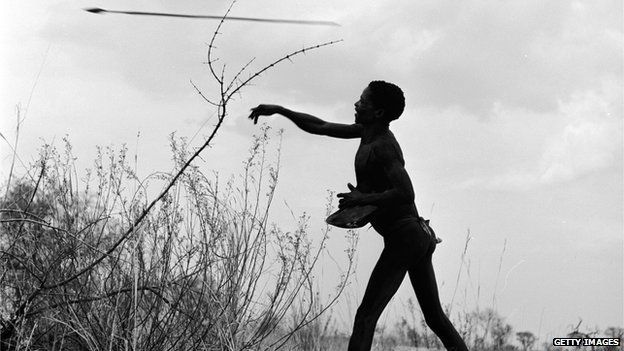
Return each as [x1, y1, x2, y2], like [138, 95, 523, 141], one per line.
[84, 7, 106, 14]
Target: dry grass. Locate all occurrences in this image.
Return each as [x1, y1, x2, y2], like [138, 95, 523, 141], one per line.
[1, 128, 357, 350]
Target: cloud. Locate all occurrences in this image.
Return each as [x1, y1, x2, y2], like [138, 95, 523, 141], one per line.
[211, 0, 623, 131]
[460, 80, 622, 190]
[33, 0, 621, 121]
[8, 0, 622, 188]
[37, 2, 215, 99]
[390, 0, 620, 115]
[539, 86, 621, 184]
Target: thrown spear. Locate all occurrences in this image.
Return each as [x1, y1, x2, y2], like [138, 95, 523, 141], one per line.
[84, 7, 340, 27]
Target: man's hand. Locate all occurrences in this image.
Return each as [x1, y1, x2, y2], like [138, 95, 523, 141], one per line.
[337, 183, 367, 209]
[249, 104, 283, 124]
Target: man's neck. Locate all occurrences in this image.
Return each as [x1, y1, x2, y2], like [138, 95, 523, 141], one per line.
[361, 122, 390, 142]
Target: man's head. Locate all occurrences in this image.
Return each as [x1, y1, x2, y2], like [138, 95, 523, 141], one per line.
[366, 81, 405, 122]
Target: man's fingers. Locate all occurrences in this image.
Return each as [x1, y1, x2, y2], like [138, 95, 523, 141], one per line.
[339, 198, 354, 210]
[249, 108, 260, 124]
[347, 183, 356, 191]
[337, 193, 347, 198]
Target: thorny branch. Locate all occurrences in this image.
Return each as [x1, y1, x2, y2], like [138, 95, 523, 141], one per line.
[41, 9, 340, 293]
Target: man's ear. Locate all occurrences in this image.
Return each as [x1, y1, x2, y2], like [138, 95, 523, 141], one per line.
[374, 108, 385, 120]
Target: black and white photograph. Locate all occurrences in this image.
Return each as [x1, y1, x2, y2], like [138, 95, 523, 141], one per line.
[1, 1, 622, 350]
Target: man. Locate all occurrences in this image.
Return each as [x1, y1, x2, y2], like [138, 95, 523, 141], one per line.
[249, 81, 468, 351]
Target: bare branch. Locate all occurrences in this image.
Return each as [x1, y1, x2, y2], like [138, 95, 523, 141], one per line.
[207, 1, 236, 84]
[227, 40, 343, 100]
[189, 80, 219, 106]
[24, 286, 171, 317]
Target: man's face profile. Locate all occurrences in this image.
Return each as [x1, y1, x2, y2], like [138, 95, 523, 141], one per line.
[354, 87, 383, 125]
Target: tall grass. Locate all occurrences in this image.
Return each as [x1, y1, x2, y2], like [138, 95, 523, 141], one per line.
[0, 126, 355, 350]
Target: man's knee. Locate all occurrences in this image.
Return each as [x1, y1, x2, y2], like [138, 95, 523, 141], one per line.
[424, 311, 450, 333]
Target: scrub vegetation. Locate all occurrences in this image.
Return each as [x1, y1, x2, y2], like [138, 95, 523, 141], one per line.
[1, 3, 349, 349]
[0, 128, 356, 351]
[1, 2, 621, 350]
[1, 135, 620, 350]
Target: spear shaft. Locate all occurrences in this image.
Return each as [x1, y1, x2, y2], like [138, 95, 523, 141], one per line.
[85, 7, 340, 27]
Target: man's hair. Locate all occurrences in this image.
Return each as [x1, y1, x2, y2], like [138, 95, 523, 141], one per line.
[367, 80, 405, 122]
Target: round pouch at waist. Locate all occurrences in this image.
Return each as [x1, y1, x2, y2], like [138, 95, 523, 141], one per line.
[371, 216, 443, 244]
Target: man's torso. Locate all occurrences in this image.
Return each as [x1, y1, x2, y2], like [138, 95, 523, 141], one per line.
[354, 130, 418, 233]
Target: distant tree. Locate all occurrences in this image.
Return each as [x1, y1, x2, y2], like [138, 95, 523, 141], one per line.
[604, 326, 623, 339]
[604, 327, 623, 351]
[491, 316, 513, 350]
[517, 331, 536, 351]
[394, 303, 519, 350]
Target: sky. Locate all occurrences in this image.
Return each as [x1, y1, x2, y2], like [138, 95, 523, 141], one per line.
[1, 0, 622, 341]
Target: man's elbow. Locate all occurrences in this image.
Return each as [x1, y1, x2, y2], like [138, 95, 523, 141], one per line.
[296, 122, 323, 135]
[309, 122, 331, 136]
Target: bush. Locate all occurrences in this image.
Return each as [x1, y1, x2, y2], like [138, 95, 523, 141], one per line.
[1, 128, 354, 350]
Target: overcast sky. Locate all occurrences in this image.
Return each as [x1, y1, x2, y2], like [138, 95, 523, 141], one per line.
[1, 0, 622, 340]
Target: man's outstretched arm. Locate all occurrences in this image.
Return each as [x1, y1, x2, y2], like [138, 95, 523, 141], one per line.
[249, 104, 362, 139]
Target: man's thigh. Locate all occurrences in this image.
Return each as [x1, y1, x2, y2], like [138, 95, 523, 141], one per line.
[357, 248, 408, 316]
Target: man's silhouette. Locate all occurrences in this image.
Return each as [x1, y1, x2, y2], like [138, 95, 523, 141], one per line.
[249, 81, 468, 351]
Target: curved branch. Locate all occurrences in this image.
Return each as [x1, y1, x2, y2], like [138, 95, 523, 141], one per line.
[227, 40, 343, 101]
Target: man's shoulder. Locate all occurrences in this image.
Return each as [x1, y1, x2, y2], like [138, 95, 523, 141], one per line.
[371, 133, 404, 164]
